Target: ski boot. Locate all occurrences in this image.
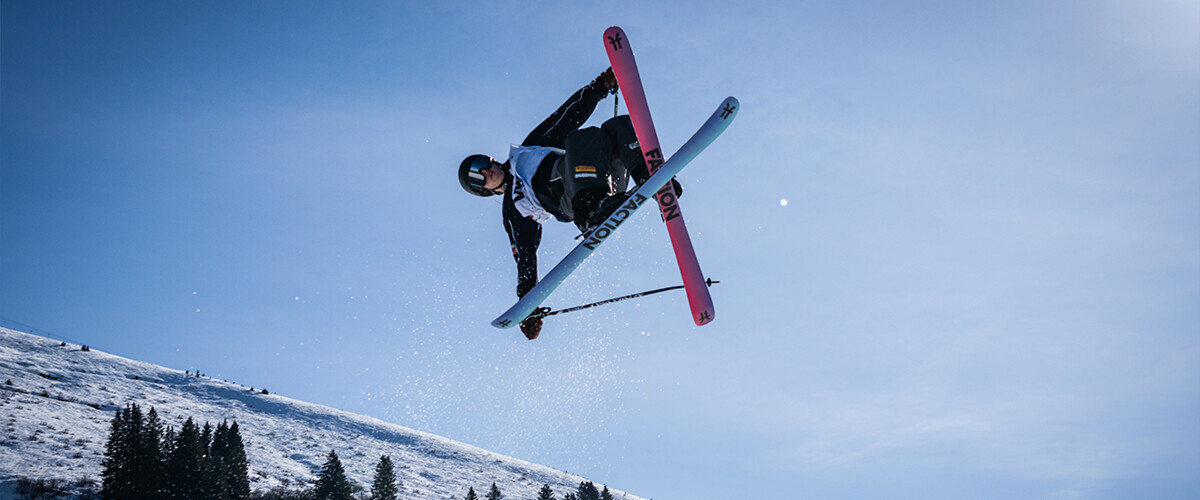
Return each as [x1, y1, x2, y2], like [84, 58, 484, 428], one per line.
[573, 189, 632, 235]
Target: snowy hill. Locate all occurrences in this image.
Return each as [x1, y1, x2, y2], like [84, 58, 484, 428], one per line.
[0, 327, 643, 499]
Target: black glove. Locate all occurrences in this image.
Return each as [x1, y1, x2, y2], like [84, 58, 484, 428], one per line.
[520, 316, 543, 340]
[594, 67, 618, 96]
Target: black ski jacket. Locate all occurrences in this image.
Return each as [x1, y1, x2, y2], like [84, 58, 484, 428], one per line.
[503, 76, 610, 298]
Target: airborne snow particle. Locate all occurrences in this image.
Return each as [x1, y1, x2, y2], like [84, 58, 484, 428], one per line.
[780, 198, 789, 207]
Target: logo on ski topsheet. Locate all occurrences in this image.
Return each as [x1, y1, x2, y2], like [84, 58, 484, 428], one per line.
[644, 147, 665, 173]
[639, 148, 682, 222]
[582, 193, 649, 250]
[607, 32, 624, 51]
[721, 102, 737, 119]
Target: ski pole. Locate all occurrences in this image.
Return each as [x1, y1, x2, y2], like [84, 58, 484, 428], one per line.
[530, 278, 718, 320]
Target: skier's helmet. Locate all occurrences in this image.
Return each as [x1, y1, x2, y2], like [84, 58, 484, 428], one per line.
[459, 154, 498, 197]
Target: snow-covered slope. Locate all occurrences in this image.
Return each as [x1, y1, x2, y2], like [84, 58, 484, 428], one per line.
[0, 327, 642, 499]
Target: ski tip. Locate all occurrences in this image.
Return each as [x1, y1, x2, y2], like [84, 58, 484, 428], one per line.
[720, 96, 740, 120]
[694, 309, 716, 326]
[604, 26, 627, 52]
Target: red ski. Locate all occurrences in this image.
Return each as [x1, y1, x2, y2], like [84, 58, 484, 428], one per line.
[604, 26, 715, 326]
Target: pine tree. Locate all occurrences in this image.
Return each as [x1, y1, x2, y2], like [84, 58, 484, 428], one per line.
[100, 407, 133, 499]
[600, 486, 613, 500]
[137, 407, 166, 499]
[200, 422, 213, 457]
[166, 417, 206, 500]
[161, 426, 177, 462]
[370, 455, 399, 500]
[486, 482, 502, 500]
[576, 482, 600, 500]
[209, 421, 230, 460]
[201, 451, 231, 500]
[464, 487, 479, 500]
[224, 422, 251, 500]
[202, 421, 226, 500]
[314, 450, 353, 500]
[200, 421, 232, 500]
[123, 404, 147, 500]
[537, 484, 556, 500]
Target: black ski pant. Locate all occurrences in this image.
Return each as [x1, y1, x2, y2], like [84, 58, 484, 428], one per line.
[560, 115, 644, 221]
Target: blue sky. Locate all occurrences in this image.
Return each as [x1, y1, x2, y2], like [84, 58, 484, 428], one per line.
[3, 1, 1198, 498]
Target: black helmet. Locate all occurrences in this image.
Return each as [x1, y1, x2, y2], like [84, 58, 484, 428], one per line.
[459, 154, 499, 197]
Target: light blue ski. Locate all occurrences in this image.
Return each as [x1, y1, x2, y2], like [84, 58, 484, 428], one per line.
[492, 96, 739, 329]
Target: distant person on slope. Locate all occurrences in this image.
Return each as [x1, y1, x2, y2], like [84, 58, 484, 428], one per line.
[457, 67, 681, 340]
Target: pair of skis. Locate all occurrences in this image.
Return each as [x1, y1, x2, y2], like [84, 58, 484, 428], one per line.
[491, 27, 738, 330]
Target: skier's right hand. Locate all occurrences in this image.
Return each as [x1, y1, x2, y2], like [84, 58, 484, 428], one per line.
[520, 316, 543, 340]
[595, 67, 618, 96]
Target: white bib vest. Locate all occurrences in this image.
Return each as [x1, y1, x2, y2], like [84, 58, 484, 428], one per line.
[507, 144, 563, 223]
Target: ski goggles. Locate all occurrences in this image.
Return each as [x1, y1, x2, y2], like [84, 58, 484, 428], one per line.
[462, 156, 497, 197]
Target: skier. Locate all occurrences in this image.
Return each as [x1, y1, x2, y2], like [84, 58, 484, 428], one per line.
[458, 67, 681, 339]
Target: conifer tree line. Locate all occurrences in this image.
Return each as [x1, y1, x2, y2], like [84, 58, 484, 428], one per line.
[98, 407, 403, 500]
[253, 449, 401, 500]
[97, 403, 617, 500]
[100, 403, 250, 500]
[271, 451, 613, 500]
[463, 480, 615, 500]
